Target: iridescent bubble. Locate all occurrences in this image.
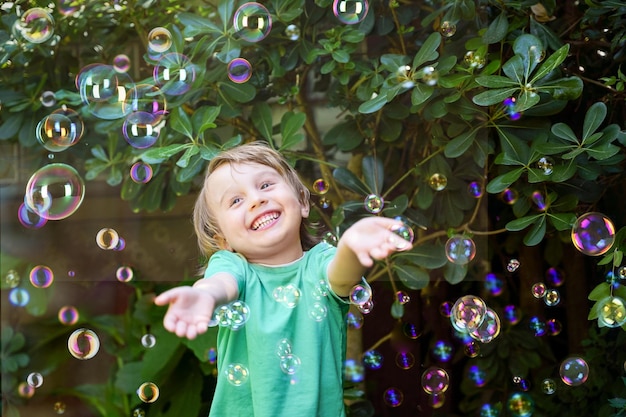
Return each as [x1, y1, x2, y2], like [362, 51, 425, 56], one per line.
[137, 382, 159, 403]
[24, 163, 85, 220]
[27, 372, 43, 388]
[332, 0, 369, 25]
[225, 363, 249, 386]
[9, 288, 30, 307]
[96, 228, 120, 250]
[207, 347, 218, 364]
[531, 282, 546, 298]
[53, 401, 66, 414]
[546, 318, 562, 335]
[529, 316, 546, 337]
[429, 393, 445, 409]
[545, 267, 565, 287]
[500, 188, 518, 204]
[147, 27, 172, 54]
[596, 296, 626, 328]
[383, 387, 403, 407]
[323, 232, 338, 246]
[571, 212, 615, 256]
[36, 113, 79, 151]
[139, 333, 156, 348]
[130, 162, 153, 183]
[13, 8, 55, 44]
[18, 382, 35, 398]
[422, 66, 439, 86]
[227, 58, 253, 83]
[421, 366, 450, 394]
[276, 338, 292, 357]
[507, 392, 534, 417]
[18, 202, 47, 229]
[395, 291, 410, 305]
[395, 351, 415, 370]
[431, 340, 453, 362]
[536, 156, 554, 175]
[467, 364, 487, 387]
[428, 173, 447, 191]
[279, 354, 301, 375]
[403, 322, 419, 339]
[29, 265, 53, 288]
[319, 198, 331, 209]
[480, 403, 501, 417]
[364, 194, 384, 213]
[468, 181, 483, 198]
[469, 308, 501, 343]
[544, 289, 560, 306]
[559, 357, 589, 386]
[439, 301, 452, 317]
[349, 282, 372, 306]
[233, 3, 272, 42]
[229, 300, 251, 329]
[5, 269, 21, 288]
[531, 191, 547, 210]
[390, 222, 414, 246]
[133, 408, 145, 417]
[362, 350, 383, 370]
[129, 83, 167, 123]
[451, 295, 486, 332]
[40, 91, 56, 107]
[445, 235, 476, 265]
[484, 273, 504, 296]
[357, 299, 373, 314]
[507, 258, 520, 273]
[439, 21, 456, 37]
[312, 279, 329, 299]
[77, 64, 135, 119]
[58, 306, 79, 325]
[68, 328, 100, 360]
[116, 266, 134, 282]
[503, 97, 522, 120]
[312, 178, 329, 195]
[113, 54, 131, 73]
[58, 1, 80, 16]
[309, 302, 327, 321]
[346, 311, 364, 329]
[123, 111, 159, 148]
[284, 24, 300, 41]
[618, 266, 626, 281]
[464, 51, 486, 69]
[541, 378, 556, 394]
[153, 53, 196, 96]
[344, 359, 365, 383]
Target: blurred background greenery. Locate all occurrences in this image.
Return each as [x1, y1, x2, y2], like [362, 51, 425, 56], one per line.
[1, 0, 626, 416]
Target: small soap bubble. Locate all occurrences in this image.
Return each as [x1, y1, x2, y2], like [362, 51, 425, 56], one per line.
[451, 295, 486, 332]
[332, 0, 369, 24]
[503, 97, 522, 120]
[571, 212, 615, 256]
[133, 408, 145, 417]
[559, 357, 589, 386]
[77, 64, 135, 120]
[130, 162, 153, 183]
[282, 284, 301, 308]
[58, 306, 79, 325]
[13, 8, 55, 44]
[383, 387, 403, 407]
[500, 188, 518, 204]
[5, 269, 21, 288]
[357, 299, 374, 314]
[116, 266, 134, 282]
[429, 393, 445, 409]
[227, 58, 253, 83]
[207, 347, 217, 364]
[137, 382, 159, 403]
[546, 318, 562, 335]
[225, 363, 249, 386]
[233, 3, 272, 42]
[323, 231, 338, 246]
[53, 401, 66, 414]
[346, 311, 364, 329]
[36, 113, 79, 151]
[27, 372, 43, 388]
[531, 282, 546, 298]
[422, 66, 439, 86]
[279, 354, 301, 375]
[312, 178, 329, 195]
[484, 273, 504, 296]
[421, 367, 450, 394]
[467, 365, 487, 387]
[276, 338, 292, 357]
[229, 300, 251, 329]
[148, 27, 172, 54]
[545, 267, 565, 286]
[439, 21, 456, 37]
[96, 228, 120, 250]
[24, 163, 85, 220]
[309, 302, 327, 321]
[531, 191, 547, 210]
[113, 237, 126, 251]
[350, 282, 372, 306]
[468, 181, 483, 198]
[403, 322, 419, 339]
[68, 328, 100, 360]
[390, 222, 414, 246]
[363, 350, 383, 370]
[480, 403, 500, 417]
[445, 235, 476, 265]
[18, 202, 47, 229]
[343, 359, 365, 383]
[617, 266, 626, 280]
[529, 316, 546, 337]
[464, 51, 486, 69]
[431, 340, 453, 362]
[596, 296, 626, 328]
[130, 83, 167, 123]
[29, 265, 53, 288]
[9, 288, 30, 307]
[364, 194, 384, 213]
[507, 258, 521, 273]
[541, 378, 556, 394]
[153, 53, 196, 96]
[58, 1, 80, 16]
[319, 198, 331, 209]
[439, 301, 453, 317]
[396, 291, 410, 305]
[543, 289, 560, 306]
[284, 24, 300, 41]
[536, 156, 554, 175]
[123, 111, 159, 148]
[40, 91, 56, 107]
[395, 351, 415, 370]
[428, 173, 447, 191]
[113, 54, 131, 73]
[507, 392, 534, 417]
[469, 308, 501, 343]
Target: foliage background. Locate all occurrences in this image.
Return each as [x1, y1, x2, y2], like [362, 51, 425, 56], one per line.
[1, 0, 626, 416]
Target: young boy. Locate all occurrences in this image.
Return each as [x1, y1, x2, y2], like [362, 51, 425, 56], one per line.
[155, 141, 412, 417]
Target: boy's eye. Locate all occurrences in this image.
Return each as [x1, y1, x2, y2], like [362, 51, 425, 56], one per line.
[230, 197, 242, 206]
[260, 182, 271, 189]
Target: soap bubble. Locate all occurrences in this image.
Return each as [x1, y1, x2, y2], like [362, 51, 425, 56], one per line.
[332, 0, 369, 25]
[233, 3, 272, 42]
[130, 162, 153, 183]
[484, 273, 504, 296]
[58, 306, 79, 325]
[123, 111, 159, 148]
[137, 382, 159, 403]
[24, 163, 85, 220]
[40, 91, 56, 107]
[27, 372, 43, 388]
[531, 282, 546, 298]
[421, 366, 450, 394]
[141, 333, 156, 348]
[403, 322, 419, 339]
[543, 289, 560, 306]
[350, 282, 372, 306]
[596, 296, 626, 328]
[469, 308, 501, 343]
[507, 258, 520, 273]
[284, 24, 300, 41]
[559, 356, 589, 386]
[390, 221, 414, 246]
[29, 265, 53, 288]
[309, 302, 327, 321]
[500, 188, 518, 204]
[529, 316, 546, 336]
[439, 21, 456, 37]
[395, 351, 415, 370]
[463, 341, 480, 358]
[396, 291, 410, 304]
[58, 1, 80, 16]
[422, 66, 439, 86]
[467, 364, 487, 387]
[468, 181, 484, 198]
[129, 84, 167, 123]
[225, 363, 249, 386]
[113, 54, 131, 73]
[428, 173, 447, 191]
[383, 387, 403, 407]
[147, 27, 172, 54]
[439, 301, 453, 317]
[18, 203, 47, 229]
[571, 212, 615, 256]
[36, 113, 79, 151]
[227, 58, 253, 83]
[503, 97, 522, 120]
[13, 8, 55, 44]
[536, 156, 554, 175]
[451, 295, 486, 332]
[279, 354, 301, 374]
[77, 64, 135, 119]
[9, 288, 30, 307]
[357, 299, 374, 314]
[96, 228, 120, 250]
[154, 53, 196, 96]
[531, 191, 547, 210]
[116, 266, 134, 282]
[312, 178, 329, 195]
[507, 392, 534, 417]
[480, 403, 500, 417]
[431, 340, 453, 362]
[346, 311, 364, 329]
[362, 350, 383, 370]
[545, 267, 565, 286]
[541, 378, 556, 394]
[445, 235, 476, 265]
[464, 51, 486, 69]
[53, 401, 66, 414]
[364, 194, 384, 213]
[5, 269, 21, 288]
[429, 393, 445, 409]
[229, 300, 251, 329]
[68, 328, 100, 360]
[546, 318, 562, 335]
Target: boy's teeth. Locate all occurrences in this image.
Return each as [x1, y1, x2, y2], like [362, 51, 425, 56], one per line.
[252, 213, 278, 230]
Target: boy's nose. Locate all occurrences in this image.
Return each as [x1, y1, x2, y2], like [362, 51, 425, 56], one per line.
[248, 193, 267, 209]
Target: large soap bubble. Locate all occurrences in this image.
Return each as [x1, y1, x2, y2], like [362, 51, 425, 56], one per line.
[571, 212, 615, 256]
[450, 295, 487, 332]
[24, 164, 85, 220]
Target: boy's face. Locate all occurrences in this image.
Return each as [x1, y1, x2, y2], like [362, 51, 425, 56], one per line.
[206, 162, 310, 265]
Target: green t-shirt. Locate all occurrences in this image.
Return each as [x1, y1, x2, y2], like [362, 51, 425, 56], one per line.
[204, 242, 350, 417]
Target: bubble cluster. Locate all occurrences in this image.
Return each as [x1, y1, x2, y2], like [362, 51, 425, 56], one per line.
[364, 194, 384, 213]
[450, 295, 486, 332]
[233, 3, 272, 42]
[559, 356, 589, 386]
[24, 164, 85, 220]
[332, 0, 369, 25]
[227, 58, 253, 83]
[421, 367, 450, 394]
[137, 382, 159, 403]
[571, 212, 615, 256]
[18, 202, 48, 229]
[468, 308, 501, 343]
[13, 8, 55, 44]
[211, 300, 251, 330]
[445, 235, 476, 265]
[68, 328, 100, 360]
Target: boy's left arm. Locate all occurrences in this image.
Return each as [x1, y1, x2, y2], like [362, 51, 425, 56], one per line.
[327, 216, 413, 297]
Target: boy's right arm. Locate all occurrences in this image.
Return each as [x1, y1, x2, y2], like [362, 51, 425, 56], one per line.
[154, 272, 238, 340]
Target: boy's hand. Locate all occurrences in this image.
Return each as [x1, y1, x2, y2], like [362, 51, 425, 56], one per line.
[340, 217, 414, 267]
[154, 287, 216, 340]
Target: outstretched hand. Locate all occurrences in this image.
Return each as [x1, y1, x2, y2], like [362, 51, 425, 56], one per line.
[154, 287, 216, 340]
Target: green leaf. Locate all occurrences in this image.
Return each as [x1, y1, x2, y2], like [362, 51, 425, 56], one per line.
[530, 43, 570, 84]
[444, 129, 477, 158]
[547, 213, 576, 231]
[323, 119, 364, 150]
[177, 153, 205, 182]
[472, 87, 519, 107]
[523, 215, 546, 246]
[141, 143, 190, 164]
[502, 54, 525, 84]
[362, 155, 384, 195]
[506, 214, 543, 231]
[0, 112, 23, 140]
[90, 145, 109, 162]
[176, 144, 200, 168]
[358, 91, 389, 114]
[410, 83, 435, 106]
[171, 107, 194, 140]
[475, 75, 519, 88]
[279, 111, 306, 150]
[333, 167, 370, 195]
[251, 102, 274, 141]
[582, 102, 607, 142]
[192, 105, 221, 135]
[178, 12, 222, 37]
[588, 282, 610, 301]
[402, 244, 447, 269]
[412, 32, 441, 68]
[394, 262, 431, 290]
[486, 168, 524, 193]
[443, 262, 467, 284]
[482, 12, 509, 44]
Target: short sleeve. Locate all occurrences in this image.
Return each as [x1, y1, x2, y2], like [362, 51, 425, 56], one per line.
[203, 250, 247, 295]
[310, 242, 352, 305]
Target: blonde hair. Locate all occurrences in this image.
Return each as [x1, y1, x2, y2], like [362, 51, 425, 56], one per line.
[193, 141, 318, 258]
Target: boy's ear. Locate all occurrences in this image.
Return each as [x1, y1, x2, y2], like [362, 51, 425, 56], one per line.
[214, 234, 231, 251]
[300, 200, 310, 218]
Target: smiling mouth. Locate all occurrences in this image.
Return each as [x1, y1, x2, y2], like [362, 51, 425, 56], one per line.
[251, 212, 280, 230]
